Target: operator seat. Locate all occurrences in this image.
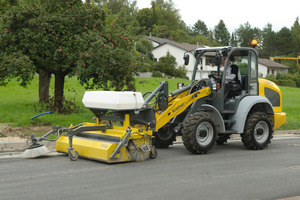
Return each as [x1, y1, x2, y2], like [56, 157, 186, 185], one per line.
[226, 65, 242, 98]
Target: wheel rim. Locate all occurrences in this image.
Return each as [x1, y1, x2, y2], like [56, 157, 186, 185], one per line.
[254, 121, 269, 144]
[196, 121, 214, 146]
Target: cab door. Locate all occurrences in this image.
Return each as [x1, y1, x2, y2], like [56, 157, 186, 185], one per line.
[248, 50, 259, 95]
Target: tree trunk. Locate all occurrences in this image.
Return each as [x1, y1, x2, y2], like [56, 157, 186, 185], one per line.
[54, 72, 65, 114]
[38, 69, 51, 103]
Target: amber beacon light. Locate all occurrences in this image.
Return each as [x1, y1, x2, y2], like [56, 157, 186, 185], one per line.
[251, 39, 258, 48]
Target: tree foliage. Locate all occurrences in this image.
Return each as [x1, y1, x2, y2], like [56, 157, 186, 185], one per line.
[235, 22, 261, 47]
[0, 0, 137, 113]
[192, 20, 208, 36]
[260, 23, 276, 58]
[153, 51, 187, 78]
[214, 20, 230, 46]
[137, 0, 186, 41]
[292, 17, 300, 54]
[276, 27, 295, 56]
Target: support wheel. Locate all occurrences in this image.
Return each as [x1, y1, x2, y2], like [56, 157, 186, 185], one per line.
[241, 112, 273, 150]
[153, 126, 177, 148]
[69, 150, 79, 161]
[182, 111, 216, 154]
[149, 146, 157, 159]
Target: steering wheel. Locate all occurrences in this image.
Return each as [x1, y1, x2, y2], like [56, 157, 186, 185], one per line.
[209, 74, 222, 83]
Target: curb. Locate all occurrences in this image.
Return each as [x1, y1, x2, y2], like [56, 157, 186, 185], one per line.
[1, 134, 300, 159]
[0, 141, 56, 157]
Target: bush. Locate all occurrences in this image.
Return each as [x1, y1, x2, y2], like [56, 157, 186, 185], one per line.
[266, 73, 300, 88]
[152, 71, 162, 77]
[153, 51, 177, 76]
[174, 65, 189, 79]
[152, 52, 188, 79]
[278, 79, 296, 87]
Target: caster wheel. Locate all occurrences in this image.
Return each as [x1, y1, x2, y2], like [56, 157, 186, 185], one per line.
[69, 151, 78, 161]
[149, 147, 157, 159]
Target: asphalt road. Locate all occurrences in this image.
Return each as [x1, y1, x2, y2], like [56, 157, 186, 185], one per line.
[1, 136, 300, 200]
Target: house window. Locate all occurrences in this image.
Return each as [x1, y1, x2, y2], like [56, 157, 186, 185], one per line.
[206, 57, 214, 65]
[154, 58, 157, 62]
[272, 69, 274, 75]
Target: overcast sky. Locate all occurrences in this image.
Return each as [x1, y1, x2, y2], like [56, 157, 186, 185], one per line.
[136, 0, 299, 33]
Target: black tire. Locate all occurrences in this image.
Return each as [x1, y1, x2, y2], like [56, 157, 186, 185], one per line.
[241, 112, 273, 150]
[216, 134, 231, 145]
[182, 111, 216, 154]
[153, 126, 177, 148]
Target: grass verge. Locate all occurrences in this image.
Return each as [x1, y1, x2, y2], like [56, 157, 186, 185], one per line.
[0, 76, 298, 136]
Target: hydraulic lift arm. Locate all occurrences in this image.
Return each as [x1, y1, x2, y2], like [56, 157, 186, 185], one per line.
[155, 87, 211, 131]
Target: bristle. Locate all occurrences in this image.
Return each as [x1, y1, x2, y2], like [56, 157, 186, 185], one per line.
[21, 145, 51, 158]
[127, 141, 150, 162]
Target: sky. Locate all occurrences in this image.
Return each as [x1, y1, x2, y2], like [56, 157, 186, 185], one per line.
[136, 0, 300, 33]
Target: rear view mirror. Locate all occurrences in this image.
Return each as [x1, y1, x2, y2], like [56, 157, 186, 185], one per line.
[184, 54, 189, 65]
[214, 53, 222, 66]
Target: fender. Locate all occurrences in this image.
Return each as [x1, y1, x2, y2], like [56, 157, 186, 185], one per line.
[229, 96, 274, 133]
[185, 100, 226, 133]
[201, 104, 226, 133]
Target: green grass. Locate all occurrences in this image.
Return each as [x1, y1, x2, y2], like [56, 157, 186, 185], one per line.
[280, 86, 300, 129]
[0, 76, 298, 130]
[0, 76, 190, 127]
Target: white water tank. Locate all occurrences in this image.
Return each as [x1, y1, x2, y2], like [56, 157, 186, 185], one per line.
[82, 91, 145, 110]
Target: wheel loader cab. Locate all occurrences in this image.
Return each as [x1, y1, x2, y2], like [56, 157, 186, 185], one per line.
[202, 48, 260, 113]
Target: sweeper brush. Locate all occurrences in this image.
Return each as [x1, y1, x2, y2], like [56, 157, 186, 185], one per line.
[21, 143, 51, 158]
[23, 91, 158, 163]
[21, 126, 63, 158]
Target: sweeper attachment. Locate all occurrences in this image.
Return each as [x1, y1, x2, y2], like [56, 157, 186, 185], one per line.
[23, 91, 157, 163]
[22, 126, 63, 158]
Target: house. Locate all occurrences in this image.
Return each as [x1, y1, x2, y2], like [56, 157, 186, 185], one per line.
[148, 36, 215, 80]
[258, 58, 290, 77]
[148, 36, 290, 79]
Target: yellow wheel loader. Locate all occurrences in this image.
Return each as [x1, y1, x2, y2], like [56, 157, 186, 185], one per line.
[152, 45, 286, 153]
[22, 43, 286, 163]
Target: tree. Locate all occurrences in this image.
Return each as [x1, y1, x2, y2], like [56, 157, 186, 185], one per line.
[137, 0, 187, 41]
[236, 22, 261, 47]
[0, 0, 17, 14]
[0, 0, 137, 113]
[153, 51, 177, 76]
[214, 20, 230, 46]
[292, 17, 300, 54]
[192, 20, 208, 36]
[188, 34, 214, 47]
[137, 8, 155, 35]
[136, 37, 154, 59]
[230, 32, 238, 47]
[260, 23, 276, 58]
[95, 0, 139, 35]
[276, 27, 295, 56]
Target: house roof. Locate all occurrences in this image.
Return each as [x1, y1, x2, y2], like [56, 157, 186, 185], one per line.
[258, 58, 290, 69]
[148, 37, 290, 69]
[147, 36, 203, 51]
[147, 36, 170, 45]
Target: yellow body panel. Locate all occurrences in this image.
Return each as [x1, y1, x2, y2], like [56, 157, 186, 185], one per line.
[272, 112, 287, 130]
[56, 114, 153, 163]
[259, 78, 286, 130]
[56, 136, 130, 163]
